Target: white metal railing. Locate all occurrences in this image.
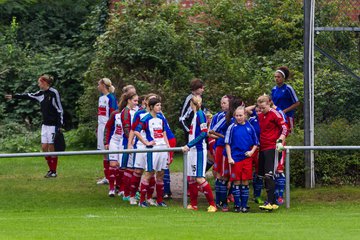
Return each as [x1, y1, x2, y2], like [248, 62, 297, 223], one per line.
[1, 145, 359, 210]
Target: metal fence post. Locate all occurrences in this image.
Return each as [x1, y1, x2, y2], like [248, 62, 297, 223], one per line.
[285, 148, 290, 209]
[182, 152, 188, 208]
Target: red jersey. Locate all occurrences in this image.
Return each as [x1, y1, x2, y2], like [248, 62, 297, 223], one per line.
[258, 108, 288, 151]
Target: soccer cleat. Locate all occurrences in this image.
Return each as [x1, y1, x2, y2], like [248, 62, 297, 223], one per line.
[44, 171, 57, 178]
[146, 198, 158, 206]
[122, 196, 130, 201]
[163, 193, 172, 200]
[117, 191, 124, 197]
[96, 177, 109, 185]
[186, 204, 198, 211]
[135, 191, 140, 200]
[108, 190, 115, 197]
[157, 202, 168, 207]
[139, 201, 149, 208]
[234, 206, 241, 213]
[207, 205, 217, 213]
[259, 202, 273, 211]
[254, 197, 264, 204]
[221, 203, 229, 212]
[129, 197, 137, 205]
[272, 204, 279, 210]
[277, 197, 284, 205]
[241, 207, 249, 213]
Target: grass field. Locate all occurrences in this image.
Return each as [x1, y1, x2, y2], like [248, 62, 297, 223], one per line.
[0, 154, 359, 240]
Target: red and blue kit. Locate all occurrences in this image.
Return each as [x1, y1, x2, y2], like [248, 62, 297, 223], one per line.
[131, 109, 149, 169]
[135, 113, 168, 172]
[225, 121, 259, 181]
[120, 106, 135, 168]
[97, 93, 118, 150]
[187, 110, 208, 177]
[105, 110, 124, 162]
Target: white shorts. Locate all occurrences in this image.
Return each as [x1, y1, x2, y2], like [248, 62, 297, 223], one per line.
[133, 145, 147, 169]
[119, 150, 134, 169]
[97, 124, 105, 150]
[108, 139, 123, 162]
[41, 125, 56, 144]
[145, 145, 168, 172]
[187, 148, 207, 177]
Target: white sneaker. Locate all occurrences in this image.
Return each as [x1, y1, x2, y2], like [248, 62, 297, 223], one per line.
[108, 190, 115, 197]
[129, 197, 137, 205]
[117, 191, 124, 197]
[96, 177, 109, 185]
[147, 198, 158, 206]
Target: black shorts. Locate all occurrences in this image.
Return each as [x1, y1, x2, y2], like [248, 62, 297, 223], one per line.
[258, 149, 282, 177]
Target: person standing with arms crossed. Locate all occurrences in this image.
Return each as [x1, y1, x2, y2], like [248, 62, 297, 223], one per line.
[5, 74, 63, 178]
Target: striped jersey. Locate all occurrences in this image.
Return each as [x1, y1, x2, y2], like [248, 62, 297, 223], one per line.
[187, 110, 208, 150]
[135, 113, 167, 146]
[98, 93, 118, 125]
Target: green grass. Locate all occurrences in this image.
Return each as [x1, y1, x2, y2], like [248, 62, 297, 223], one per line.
[0, 155, 359, 240]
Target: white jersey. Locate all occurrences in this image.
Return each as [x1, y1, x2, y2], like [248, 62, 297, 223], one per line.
[110, 112, 124, 143]
[98, 93, 117, 125]
[135, 114, 167, 146]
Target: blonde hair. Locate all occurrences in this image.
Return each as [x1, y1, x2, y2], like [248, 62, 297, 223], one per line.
[191, 96, 202, 111]
[100, 78, 115, 93]
[257, 94, 271, 104]
[122, 84, 136, 94]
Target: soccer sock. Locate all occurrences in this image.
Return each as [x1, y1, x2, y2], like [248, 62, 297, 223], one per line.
[215, 178, 221, 205]
[118, 169, 125, 193]
[123, 169, 133, 197]
[103, 157, 110, 180]
[276, 173, 286, 198]
[198, 181, 215, 207]
[163, 169, 171, 195]
[228, 182, 234, 197]
[219, 180, 228, 205]
[265, 176, 276, 204]
[253, 175, 263, 198]
[147, 176, 156, 200]
[130, 172, 142, 198]
[45, 156, 51, 170]
[240, 185, 250, 209]
[156, 180, 164, 203]
[108, 166, 116, 191]
[51, 156, 58, 172]
[115, 168, 122, 191]
[188, 179, 198, 207]
[233, 185, 241, 207]
[140, 179, 149, 203]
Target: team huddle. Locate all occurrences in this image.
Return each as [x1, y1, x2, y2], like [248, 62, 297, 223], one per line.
[96, 66, 299, 212]
[6, 66, 299, 213]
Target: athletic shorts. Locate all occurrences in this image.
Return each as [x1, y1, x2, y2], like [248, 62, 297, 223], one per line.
[145, 145, 168, 172]
[213, 145, 226, 174]
[133, 145, 147, 170]
[108, 139, 123, 162]
[97, 123, 105, 150]
[258, 149, 282, 177]
[286, 116, 294, 134]
[187, 148, 207, 177]
[252, 148, 260, 174]
[119, 146, 134, 169]
[41, 125, 56, 144]
[229, 157, 253, 181]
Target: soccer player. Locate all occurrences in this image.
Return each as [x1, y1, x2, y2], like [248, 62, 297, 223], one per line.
[96, 78, 118, 185]
[119, 92, 139, 201]
[135, 98, 170, 207]
[5, 74, 63, 178]
[225, 107, 259, 213]
[179, 78, 205, 142]
[271, 66, 300, 133]
[256, 95, 288, 211]
[182, 96, 217, 213]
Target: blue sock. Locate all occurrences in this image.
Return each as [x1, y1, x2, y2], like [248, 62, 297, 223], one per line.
[215, 179, 221, 205]
[240, 185, 250, 209]
[253, 175, 263, 198]
[233, 185, 241, 207]
[275, 173, 286, 198]
[228, 182, 234, 196]
[219, 180, 228, 205]
[163, 169, 171, 194]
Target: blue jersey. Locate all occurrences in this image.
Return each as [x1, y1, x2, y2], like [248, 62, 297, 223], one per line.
[212, 115, 233, 147]
[248, 109, 260, 140]
[224, 121, 259, 162]
[271, 83, 298, 118]
[135, 113, 167, 146]
[210, 111, 225, 148]
[187, 110, 208, 150]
